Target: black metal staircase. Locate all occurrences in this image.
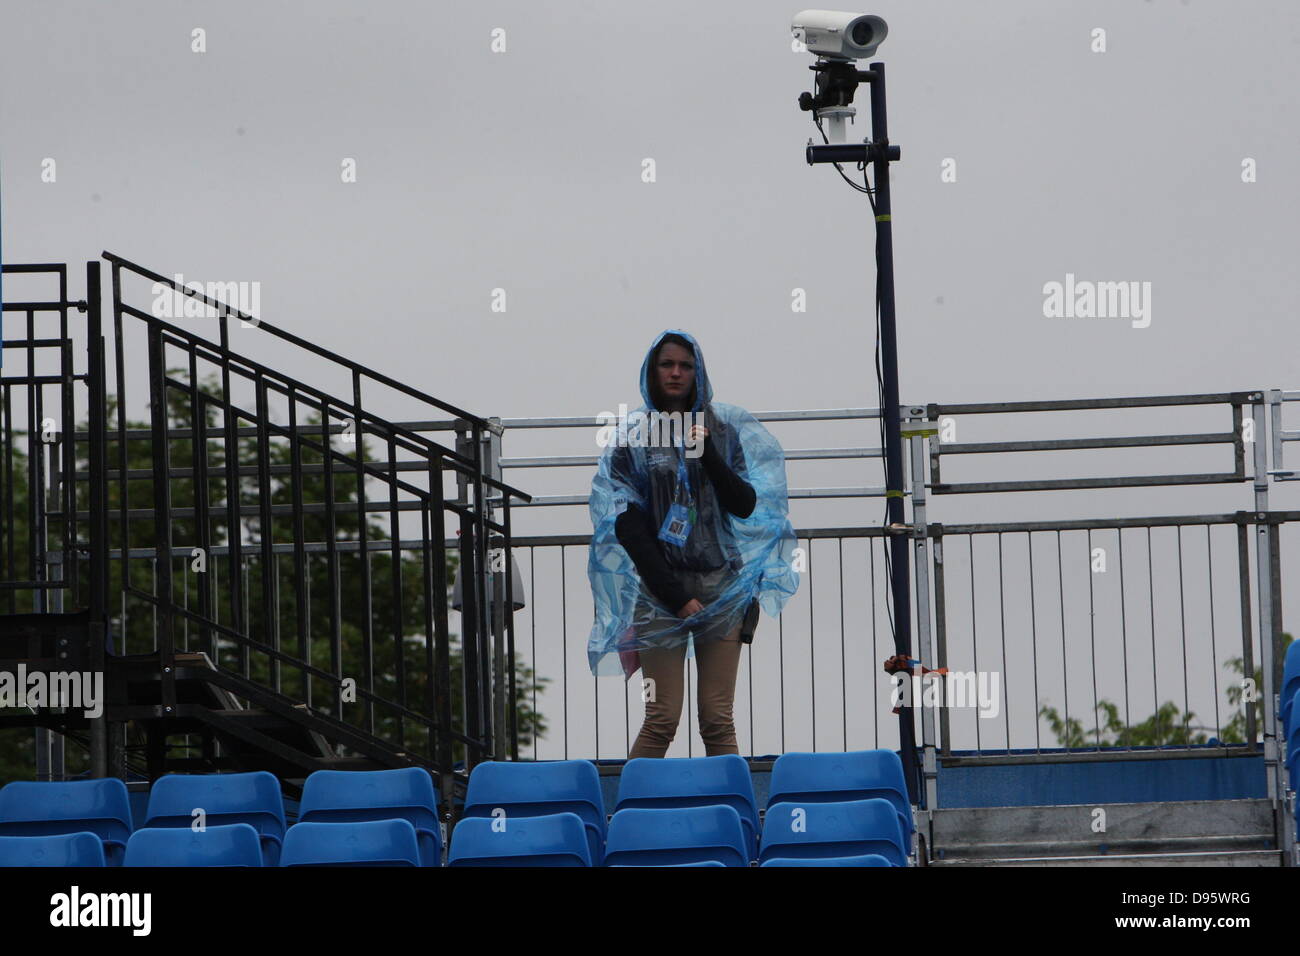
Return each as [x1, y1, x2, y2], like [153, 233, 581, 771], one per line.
[1, 254, 530, 808]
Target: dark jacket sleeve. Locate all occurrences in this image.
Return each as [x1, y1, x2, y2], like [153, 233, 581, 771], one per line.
[615, 504, 692, 613]
[699, 427, 756, 519]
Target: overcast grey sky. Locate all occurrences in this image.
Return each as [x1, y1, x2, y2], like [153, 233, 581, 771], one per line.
[3, 0, 1298, 760]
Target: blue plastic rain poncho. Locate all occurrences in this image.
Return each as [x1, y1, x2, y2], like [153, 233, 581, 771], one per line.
[586, 329, 799, 677]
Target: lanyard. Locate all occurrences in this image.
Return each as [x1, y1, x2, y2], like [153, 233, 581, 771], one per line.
[675, 443, 693, 501]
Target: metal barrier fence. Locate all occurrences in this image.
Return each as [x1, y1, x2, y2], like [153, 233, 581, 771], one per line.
[486, 392, 1296, 816]
[0, 263, 95, 611]
[918, 393, 1288, 808]
[931, 514, 1264, 759]
[0, 262, 109, 782]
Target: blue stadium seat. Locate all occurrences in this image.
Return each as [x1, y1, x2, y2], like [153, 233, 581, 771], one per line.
[0, 831, 106, 867]
[1285, 710, 1300, 791]
[767, 749, 915, 840]
[448, 812, 591, 866]
[654, 860, 726, 866]
[124, 823, 263, 866]
[761, 798, 908, 866]
[281, 819, 421, 866]
[0, 779, 133, 865]
[298, 768, 441, 866]
[1281, 643, 1300, 737]
[144, 772, 286, 866]
[463, 760, 606, 864]
[760, 853, 893, 867]
[609, 860, 727, 867]
[604, 805, 749, 867]
[614, 755, 759, 858]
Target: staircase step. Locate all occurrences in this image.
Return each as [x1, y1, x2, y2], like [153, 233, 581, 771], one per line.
[932, 799, 1275, 861]
[932, 848, 1282, 867]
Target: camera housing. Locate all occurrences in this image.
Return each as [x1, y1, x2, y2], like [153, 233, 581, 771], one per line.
[791, 10, 888, 60]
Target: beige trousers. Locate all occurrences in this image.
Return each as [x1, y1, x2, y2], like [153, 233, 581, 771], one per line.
[628, 621, 744, 759]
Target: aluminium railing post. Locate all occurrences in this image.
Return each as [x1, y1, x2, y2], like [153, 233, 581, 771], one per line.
[320, 399, 343, 717]
[28, 309, 45, 608]
[286, 391, 309, 706]
[1268, 389, 1286, 479]
[426, 454, 456, 816]
[86, 260, 109, 779]
[473, 423, 495, 762]
[107, 258, 131, 777]
[502, 500, 519, 761]
[60, 272, 76, 607]
[2, 382, 12, 615]
[455, 421, 486, 768]
[1235, 516, 1257, 750]
[489, 529, 507, 762]
[254, 374, 280, 695]
[189, 349, 214, 663]
[486, 417, 508, 761]
[386, 432, 406, 751]
[146, 324, 177, 718]
[40, 299, 74, 779]
[932, 527, 951, 760]
[214, 307, 247, 679]
[351, 371, 375, 736]
[59, 303, 76, 604]
[39, 473, 61, 782]
[1249, 395, 1282, 850]
[905, 408, 939, 829]
[1268, 511, 1292, 863]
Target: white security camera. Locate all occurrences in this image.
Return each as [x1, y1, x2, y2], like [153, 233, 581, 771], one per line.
[791, 10, 888, 60]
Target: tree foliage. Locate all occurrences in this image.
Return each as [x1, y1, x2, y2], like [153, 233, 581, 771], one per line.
[1039, 633, 1294, 748]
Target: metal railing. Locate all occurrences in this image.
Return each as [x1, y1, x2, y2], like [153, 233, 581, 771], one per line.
[487, 392, 1294, 812]
[103, 251, 532, 774]
[0, 261, 109, 782]
[1, 256, 531, 791]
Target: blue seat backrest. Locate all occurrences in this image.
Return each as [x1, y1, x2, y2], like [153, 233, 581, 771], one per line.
[124, 823, 263, 867]
[760, 798, 907, 866]
[0, 832, 107, 867]
[614, 755, 758, 854]
[281, 819, 423, 867]
[448, 812, 591, 867]
[0, 779, 133, 864]
[604, 805, 749, 868]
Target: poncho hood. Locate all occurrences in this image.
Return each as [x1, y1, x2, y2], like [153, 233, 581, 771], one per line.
[640, 328, 711, 411]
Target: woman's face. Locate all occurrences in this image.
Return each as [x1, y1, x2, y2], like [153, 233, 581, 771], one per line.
[654, 341, 695, 409]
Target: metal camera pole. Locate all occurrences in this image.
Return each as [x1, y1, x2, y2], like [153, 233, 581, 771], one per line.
[802, 61, 919, 805]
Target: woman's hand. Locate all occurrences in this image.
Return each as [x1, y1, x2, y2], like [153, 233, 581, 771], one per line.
[676, 598, 705, 619]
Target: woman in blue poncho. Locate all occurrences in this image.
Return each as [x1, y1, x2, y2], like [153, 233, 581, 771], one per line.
[587, 330, 799, 757]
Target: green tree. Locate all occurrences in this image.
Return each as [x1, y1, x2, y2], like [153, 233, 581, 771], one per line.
[1040, 632, 1294, 747]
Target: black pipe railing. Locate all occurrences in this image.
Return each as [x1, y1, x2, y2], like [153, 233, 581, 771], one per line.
[1, 256, 531, 792]
[98, 251, 531, 775]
